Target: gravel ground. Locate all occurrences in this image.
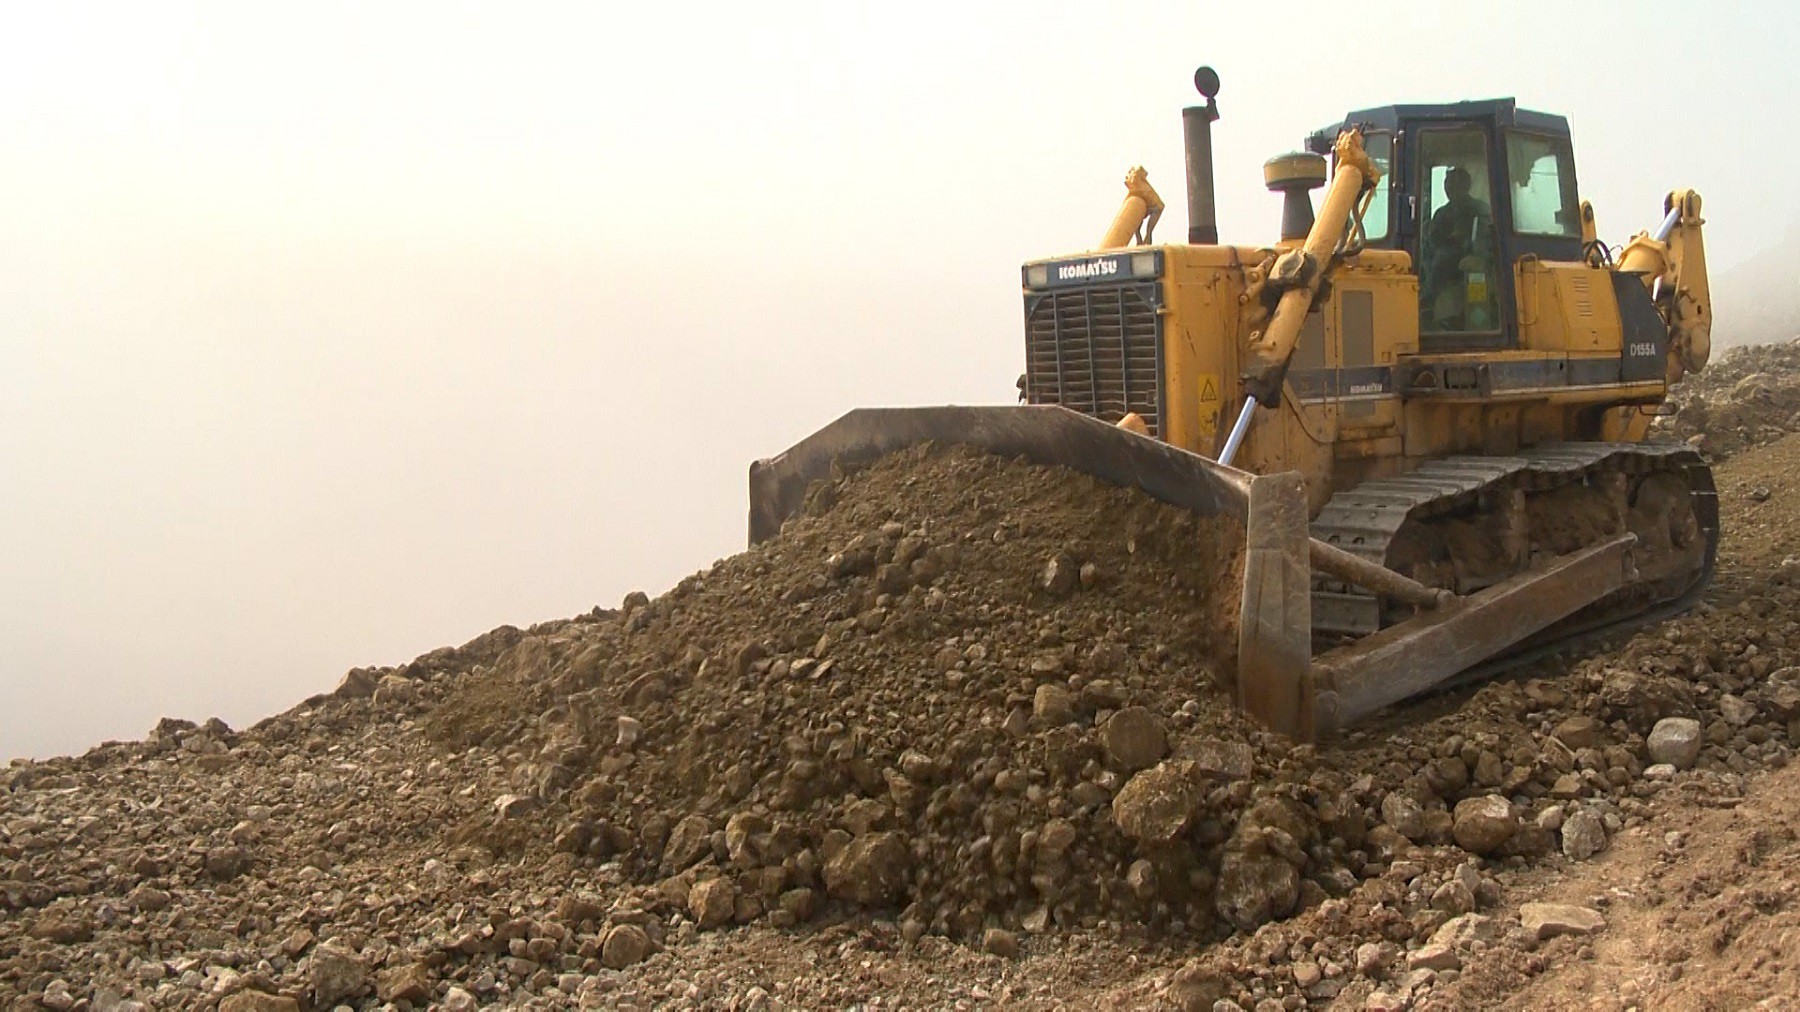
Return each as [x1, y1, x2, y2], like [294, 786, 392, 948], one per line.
[9, 364, 1800, 1010]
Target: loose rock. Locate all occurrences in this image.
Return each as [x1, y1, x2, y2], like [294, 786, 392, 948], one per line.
[1520, 902, 1607, 940]
[689, 877, 739, 929]
[601, 924, 654, 969]
[309, 942, 370, 1007]
[1560, 808, 1608, 861]
[1112, 761, 1204, 843]
[1648, 717, 1704, 769]
[982, 927, 1021, 958]
[1102, 706, 1168, 771]
[823, 832, 911, 906]
[1451, 795, 1519, 856]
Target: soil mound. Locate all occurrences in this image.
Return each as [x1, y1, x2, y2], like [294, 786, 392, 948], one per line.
[424, 443, 1258, 939]
[15, 415, 1800, 1008]
[1657, 338, 1800, 459]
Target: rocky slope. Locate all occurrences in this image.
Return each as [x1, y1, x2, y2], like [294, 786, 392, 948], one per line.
[8, 393, 1800, 1009]
[1657, 336, 1800, 459]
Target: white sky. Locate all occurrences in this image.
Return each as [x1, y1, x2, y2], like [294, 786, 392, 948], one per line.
[2, 1, 1794, 759]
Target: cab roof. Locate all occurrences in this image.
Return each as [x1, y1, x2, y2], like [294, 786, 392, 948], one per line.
[1305, 98, 1570, 154]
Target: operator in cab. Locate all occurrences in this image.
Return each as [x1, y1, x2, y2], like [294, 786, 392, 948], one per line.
[1423, 166, 1496, 332]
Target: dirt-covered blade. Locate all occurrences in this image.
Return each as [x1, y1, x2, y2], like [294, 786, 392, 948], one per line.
[747, 405, 1316, 738]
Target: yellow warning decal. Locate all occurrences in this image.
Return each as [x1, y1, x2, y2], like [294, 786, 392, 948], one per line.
[1197, 373, 1221, 438]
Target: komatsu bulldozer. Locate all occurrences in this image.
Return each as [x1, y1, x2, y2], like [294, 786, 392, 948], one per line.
[748, 67, 1716, 741]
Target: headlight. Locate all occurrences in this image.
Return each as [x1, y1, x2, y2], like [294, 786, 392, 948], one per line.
[1024, 265, 1050, 288]
[1130, 252, 1159, 277]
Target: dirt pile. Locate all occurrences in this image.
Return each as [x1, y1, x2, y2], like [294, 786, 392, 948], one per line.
[12, 423, 1800, 1009]
[0, 445, 1277, 1008]
[423, 443, 1269, 943]
[1656, 337, 1800, 459]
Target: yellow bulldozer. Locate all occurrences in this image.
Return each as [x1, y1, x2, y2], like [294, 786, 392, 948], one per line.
[749, 66, 1715, 741]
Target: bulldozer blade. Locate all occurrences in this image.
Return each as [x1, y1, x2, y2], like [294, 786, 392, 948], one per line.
[748, 406, 1252, 542]
[747, 405, 1315, 737]
[1309, 533, 1639, 733]
[1237, 470, 1315, 739]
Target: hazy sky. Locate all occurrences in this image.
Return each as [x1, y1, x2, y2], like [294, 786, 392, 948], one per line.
[3, 2, 1794, 759]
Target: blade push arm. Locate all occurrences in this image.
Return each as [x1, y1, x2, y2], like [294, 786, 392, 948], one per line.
[1241, 129, 1379, 404]
[1218, 130, 1378, 467]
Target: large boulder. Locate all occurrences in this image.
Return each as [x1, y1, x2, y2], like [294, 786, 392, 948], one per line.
[1719, 694, 1758, 726]
[688, 877, 738, 929]
[220, 995, 300, 1012]
[1101, 707, 1168, 772]
[1451, 795, 1518, 856]
[27, 913, 93, 944]
[1594, 668, 1692, 729]
[1552, 715, 1609, 750]
[823, 832, 911, 906]
[1187, 738, 1254, 781]
[333, 668, 380, 699]
[1380, 792, 1428, 842]
[600, 924, 652, 969]
[1647, 717, 1702, 769]
[375, 963, 434, 1004]
[1236, 795, 1316, 852]
[660, 814, 714, 874]
[1215, 849, 1300, 931]
[309, 942, 370, 1007]
[1430, 913, 1499, 950]
[1560, 808, 1608, 861]
[1212, 794, 1313, 931]
[1033, 684, 1076, 726]
[1111, 761, 1203, 844]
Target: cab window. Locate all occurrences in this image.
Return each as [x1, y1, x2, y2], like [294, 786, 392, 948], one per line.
[1505, 131, 1580, 237]
[1358, 132, 1393, 243]
[1417, 126, 1501, 334]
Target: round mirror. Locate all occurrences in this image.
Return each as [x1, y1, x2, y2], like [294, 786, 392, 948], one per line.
[1194, 66, 1220, 99]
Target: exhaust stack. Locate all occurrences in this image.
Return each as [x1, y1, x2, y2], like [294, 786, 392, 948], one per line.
[1182, 66, 1221, 245]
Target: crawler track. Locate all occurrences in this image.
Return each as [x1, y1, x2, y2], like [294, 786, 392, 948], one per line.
[1309, 443, 1718, 658]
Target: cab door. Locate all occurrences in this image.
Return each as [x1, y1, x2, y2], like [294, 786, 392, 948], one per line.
[1399, 120, 1514, 351]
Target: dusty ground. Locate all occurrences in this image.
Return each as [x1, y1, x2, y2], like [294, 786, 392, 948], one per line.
[1658, 336, 1800, 459]
[1437, 756, 1800, 1010]
[8, 351, 1800, 1010]
[1439, 425, 1800, 1012]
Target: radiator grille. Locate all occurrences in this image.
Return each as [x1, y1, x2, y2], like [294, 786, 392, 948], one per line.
[1023, 283, 1164, 436]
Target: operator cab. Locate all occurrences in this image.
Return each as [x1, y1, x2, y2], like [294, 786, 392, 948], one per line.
[1308, 100, 1584, 353]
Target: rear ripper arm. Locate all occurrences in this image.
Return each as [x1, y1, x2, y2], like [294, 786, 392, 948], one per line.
[1616, 189, 1711, 383]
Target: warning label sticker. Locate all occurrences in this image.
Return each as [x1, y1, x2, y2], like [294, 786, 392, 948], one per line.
[1198, 374, 1221, 437]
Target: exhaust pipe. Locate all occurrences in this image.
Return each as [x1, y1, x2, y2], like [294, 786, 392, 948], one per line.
[1183, 66, 1221, 245]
